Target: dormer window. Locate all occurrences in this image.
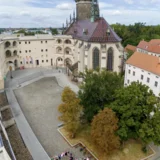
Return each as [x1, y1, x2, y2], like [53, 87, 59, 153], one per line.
[83, 28, 88, 35]
[106, 28, 110, 36]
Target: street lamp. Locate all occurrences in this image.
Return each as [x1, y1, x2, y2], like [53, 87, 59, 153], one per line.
[9, 66, 13, 79]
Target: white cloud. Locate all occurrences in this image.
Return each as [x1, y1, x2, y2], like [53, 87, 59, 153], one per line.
[124, 0, 134, 4]
[99, 2, 113, 9]
[56, 3, 75, 10]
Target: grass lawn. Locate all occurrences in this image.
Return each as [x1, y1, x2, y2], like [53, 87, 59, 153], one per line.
[59, 126, 154, 160]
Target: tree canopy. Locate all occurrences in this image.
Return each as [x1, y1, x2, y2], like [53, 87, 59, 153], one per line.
[58, 87, 83, 138]
[107, 82, 160, 145]
[111, 23, 160, 47]
[78, 69, 123, 122]
[91, 108, 120, 154]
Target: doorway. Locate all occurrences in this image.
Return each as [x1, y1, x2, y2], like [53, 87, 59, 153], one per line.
[51, 59, 53, 66]
[36, 60, 39, 66]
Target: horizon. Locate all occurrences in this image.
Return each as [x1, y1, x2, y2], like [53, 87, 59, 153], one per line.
[0, 0, 160, 28]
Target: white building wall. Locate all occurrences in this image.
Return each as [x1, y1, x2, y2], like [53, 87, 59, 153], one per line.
[124, 64, 160, 96]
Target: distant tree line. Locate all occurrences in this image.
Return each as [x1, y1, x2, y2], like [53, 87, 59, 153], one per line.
[111, 23, 160, 47]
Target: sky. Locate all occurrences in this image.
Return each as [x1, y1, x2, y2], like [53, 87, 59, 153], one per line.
[0, 0, 160, 28]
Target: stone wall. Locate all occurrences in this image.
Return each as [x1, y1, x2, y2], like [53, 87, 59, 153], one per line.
[76, 2, 92, 20]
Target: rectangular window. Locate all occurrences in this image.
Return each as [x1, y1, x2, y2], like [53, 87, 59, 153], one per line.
[20, 61, 22, 64]
[25, 50, 27, 53]
[46, 49, 48, 52]
[26, 62, 28, 64]
[147, 78, 150, 83]
[155, 81, 158, 87]
[41, 41, 43, 43]
[127, 80, 130, 84]
[133, 71, 135, 76]
[29, 41, 30, 44]
[141, 75, 144, 80]
[29, 50, 31, 52]
[46, 60, 48, 62]
[30, 61, 32, 64]
[45, 41, 47, 43]
[128, 70, 131, 74]
[41, 49, 43, 52]
[42, 60, 44, 63]
[25, 42, 27, 44]
[19, 51, 21, 53]
[19, 42, 21, 44]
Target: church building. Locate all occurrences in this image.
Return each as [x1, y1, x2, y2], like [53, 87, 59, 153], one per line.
[0, 0, 123, 89]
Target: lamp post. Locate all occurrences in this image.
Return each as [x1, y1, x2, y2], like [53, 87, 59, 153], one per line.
[9, 66, 13, 79]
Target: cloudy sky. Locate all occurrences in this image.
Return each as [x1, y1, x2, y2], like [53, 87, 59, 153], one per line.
[0, 0, 160, 28]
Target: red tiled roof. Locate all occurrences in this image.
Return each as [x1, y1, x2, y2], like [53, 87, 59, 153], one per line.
[126, 52, 160, 76]
[124, 44, 136, 52]
[65, 17, 121, 43]
[137, 39, 160, 54]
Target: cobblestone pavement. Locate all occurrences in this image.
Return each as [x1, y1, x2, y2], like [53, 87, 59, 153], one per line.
[14, 77, 86, 159]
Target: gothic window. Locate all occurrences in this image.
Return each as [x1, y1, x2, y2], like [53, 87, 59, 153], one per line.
[93, 48, 100, 70]
[107, 47, 113, 71]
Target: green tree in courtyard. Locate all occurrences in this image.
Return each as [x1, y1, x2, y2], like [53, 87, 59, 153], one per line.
[78, 69, 123, 122]
[91, 108, 120, 154]
[58, 87, 83, 138]
[107, 82, 159, 144]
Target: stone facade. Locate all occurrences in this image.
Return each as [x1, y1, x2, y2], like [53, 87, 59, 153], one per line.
[76, 1, 92, 20]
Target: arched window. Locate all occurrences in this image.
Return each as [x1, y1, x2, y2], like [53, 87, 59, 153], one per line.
[57, 39, 62, 44]
[107, 47, 114, 71]
[13, 41, 17, 47]
[5, 41, 11, 48]
[93, 48, 100, 70]
[5, 50, 12, 58]
[65, 39, 71, 44]
[65, 47, 72, 54]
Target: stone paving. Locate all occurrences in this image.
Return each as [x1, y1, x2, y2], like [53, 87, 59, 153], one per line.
[14, 77, 86, 159]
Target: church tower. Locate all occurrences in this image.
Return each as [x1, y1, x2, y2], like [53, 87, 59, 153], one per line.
[75, 0, 99, 21]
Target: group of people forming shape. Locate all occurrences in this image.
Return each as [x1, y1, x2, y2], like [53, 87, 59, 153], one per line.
[51, 151, 90, 160]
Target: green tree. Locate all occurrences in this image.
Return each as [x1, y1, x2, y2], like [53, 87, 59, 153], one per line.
[50, 28, 58, 35]
[91, 108, 120, 154]
[58, 87, 83, 138]
[108, 82, 158, 143]
[78, 69, 123, 122]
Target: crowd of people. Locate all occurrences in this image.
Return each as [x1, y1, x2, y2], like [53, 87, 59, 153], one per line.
[51, 151, 90, 160]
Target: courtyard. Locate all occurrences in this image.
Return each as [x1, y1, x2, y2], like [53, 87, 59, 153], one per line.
[14, 77, 85, 159]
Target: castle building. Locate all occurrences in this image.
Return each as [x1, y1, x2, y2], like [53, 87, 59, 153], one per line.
[124, 39, 160, 96]
[0, 0, 123, 90]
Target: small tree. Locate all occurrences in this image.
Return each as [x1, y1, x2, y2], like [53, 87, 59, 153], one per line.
[58, 87, 83, 138]
[91, 108, 120, 154]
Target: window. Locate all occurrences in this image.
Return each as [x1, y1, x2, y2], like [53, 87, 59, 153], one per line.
[41, 41, 43, 43]
[20, 61, 22, 64]
[133, 71, 135, 76]
[29, 50, 31, 52]
[19, 51, 21, 53]
[93, 48, 100, 70]
[25, 42, 27, 44]
[26, 62, 28, 64]
[25, 50, 27, 53]
[29, 41, 30, 44]
[141, 75, 144, 80]
[41, 49, 43, 52]
[19, 42, 21, 44]
[46, 54, 48, 57]
[42, 60, 44, 63]
[107, 47, 113, 71]
[30, 61, 32, 64]
[46, 49, 48, 52]
[155, 81, 158, 87]
[45, 41, 47, 43]
[147, 78, 150, 83]
[127, 80, 130, 84]
[128, 70, 131, 74]
[46, 60, 48, 62]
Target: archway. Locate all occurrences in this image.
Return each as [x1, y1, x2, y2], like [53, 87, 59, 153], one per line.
[56, 47, 62, 54]
[57, 39, 62, 44]
[92, 48, 100, 70]
[56, 57, 63, 67]
[14, 59, 18, 68]
[107, 47, 114, 71]
[64, 47, 72, 55]
[65, 39, 71, 44]
[5, 50, 12, 58]
[13, 50, 17, 56]
[13, 41, 17, 47]
[64, 58, 72, 66]
[5, 41, 11, 48]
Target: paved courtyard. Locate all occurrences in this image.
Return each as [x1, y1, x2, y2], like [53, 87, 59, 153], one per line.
[14, 77, 84, 159]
